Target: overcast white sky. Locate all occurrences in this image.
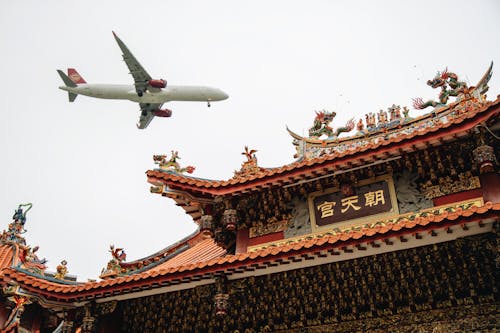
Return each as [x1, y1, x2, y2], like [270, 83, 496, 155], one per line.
[1, 0, 499, 280]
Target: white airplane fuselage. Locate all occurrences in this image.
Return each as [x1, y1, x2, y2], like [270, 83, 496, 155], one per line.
[59, 84, 228, 104]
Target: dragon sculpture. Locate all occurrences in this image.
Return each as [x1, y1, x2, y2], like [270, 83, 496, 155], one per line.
[308, 110, 355, 139]
[412, 67, 468, 110]
[153, 151, 195, 174]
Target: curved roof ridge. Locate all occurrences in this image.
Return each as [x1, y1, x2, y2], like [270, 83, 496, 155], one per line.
[152, 169, 223, 182]
[99, 231, 221, 278]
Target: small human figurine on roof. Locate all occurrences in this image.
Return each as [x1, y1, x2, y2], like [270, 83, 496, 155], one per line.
[1, 203, 33, 245]
[19, 245, 47, 275]
[377, 109, 388, 125]
[153, 151, 195, 174]
[54, 260, 68, 280]
[356, 118, 364, 132]
[100, 245, 127, 279]
[365, 112, 376, 129]
[12, 203, 32, 225]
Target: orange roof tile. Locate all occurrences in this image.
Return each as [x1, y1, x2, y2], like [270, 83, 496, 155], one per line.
[0, 244, 15, 269]
[152, 238, 226, 271]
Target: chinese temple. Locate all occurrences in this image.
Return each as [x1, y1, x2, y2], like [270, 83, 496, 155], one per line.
[0, 63, 499, 332]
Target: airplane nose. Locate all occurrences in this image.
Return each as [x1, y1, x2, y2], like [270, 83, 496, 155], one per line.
[219, 90, 229, 100]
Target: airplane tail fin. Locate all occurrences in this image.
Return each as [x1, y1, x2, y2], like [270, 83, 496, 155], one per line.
[57, 69, 77, 87]
[57, 69, 80, 102]
[67, 68, 87, 84]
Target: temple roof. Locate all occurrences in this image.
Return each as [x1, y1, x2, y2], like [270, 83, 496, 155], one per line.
[98, 231, 227, 279]
[147, 96, 500, 223]
[148, 98, 499, 194]
[151, 238, 226, 272]
[1, 201, 498, 303]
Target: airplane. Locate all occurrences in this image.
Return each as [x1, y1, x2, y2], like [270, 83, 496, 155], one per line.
[57, 31, 229, 129]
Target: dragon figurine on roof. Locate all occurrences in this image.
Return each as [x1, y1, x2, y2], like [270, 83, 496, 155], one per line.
[287, 62, 493, 162]
[412, 67, 468, 110]
[308, 110, 354, 139]
[413, 62, 493, 110]
[153, 151, 195, 174]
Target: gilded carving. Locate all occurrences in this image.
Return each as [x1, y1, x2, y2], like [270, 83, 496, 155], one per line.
[421, 174, 481, 199]
[249, 220, 288, 238]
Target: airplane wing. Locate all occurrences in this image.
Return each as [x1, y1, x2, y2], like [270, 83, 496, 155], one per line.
[137, 103, 161, 129]
[112, 32, 159, 95]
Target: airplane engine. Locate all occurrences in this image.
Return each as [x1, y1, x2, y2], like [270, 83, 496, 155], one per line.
[148, 79, 167, 89]
[153, 108, 172, 117]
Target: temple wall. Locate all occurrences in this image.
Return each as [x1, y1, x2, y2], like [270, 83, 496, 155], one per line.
[116, 232, 498, 333]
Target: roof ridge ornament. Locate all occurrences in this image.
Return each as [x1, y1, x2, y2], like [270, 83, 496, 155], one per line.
[308, 110, 354, 139]
[153, 151, 195, 174]
[1, 204, 48, 275]
[233, 146, 265, 179]
[413, 67, 469, 110]
[54, 259, 69, 280]
[100, 245, 127, 279]
[288, 62, 493, 161]
[413, 62, 493, 111]
[1, 203, 32, 246]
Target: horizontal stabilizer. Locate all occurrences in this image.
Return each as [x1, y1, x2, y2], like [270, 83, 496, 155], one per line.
[68, 92, 78, 102]
[57, 70, 77, 88]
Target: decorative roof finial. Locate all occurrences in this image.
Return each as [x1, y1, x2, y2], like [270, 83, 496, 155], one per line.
[100, 245, 127, 279]
[308, 110, 354, 139]
[233, 146, 264, 179]
[110, 244, 127, 262]
[412, 66, 468, 110]
[153, 151, 195, 174]
[1, 203, 33, 245]
[242, 146, 257, 163]
[54, 260, 69, 280]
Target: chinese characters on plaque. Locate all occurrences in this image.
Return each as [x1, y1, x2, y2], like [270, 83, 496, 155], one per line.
[310, 178, 395, 227]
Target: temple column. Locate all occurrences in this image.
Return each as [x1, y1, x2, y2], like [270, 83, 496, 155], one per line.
[81, 304, 96, 333]
[473, 130, 499, 202]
